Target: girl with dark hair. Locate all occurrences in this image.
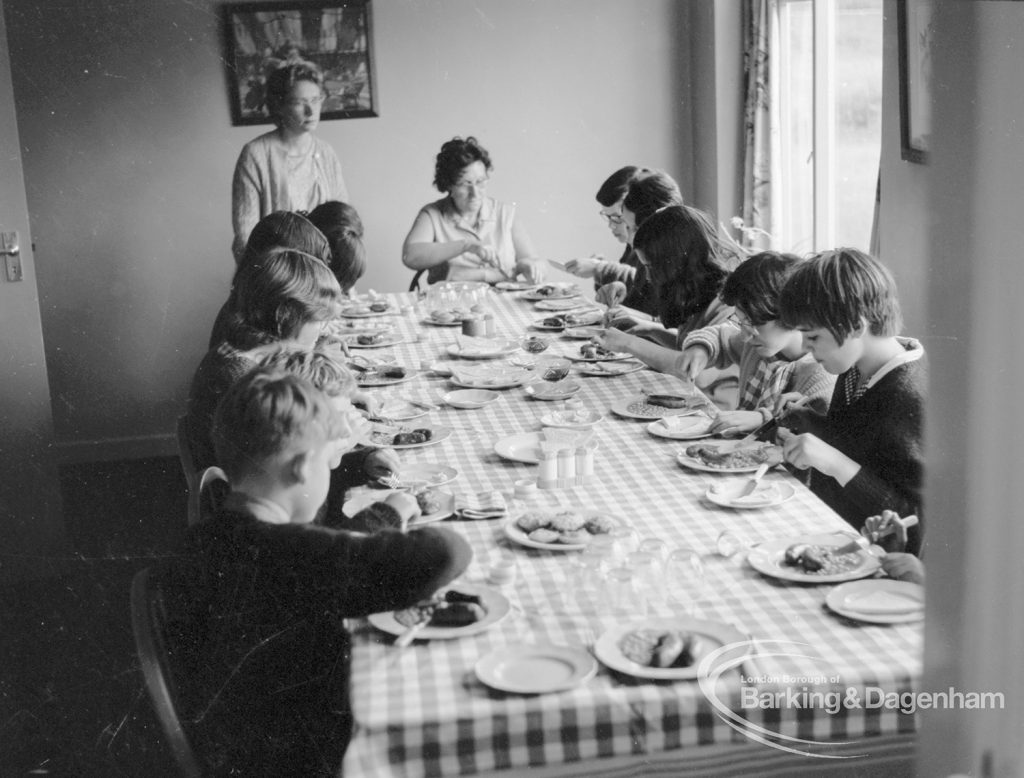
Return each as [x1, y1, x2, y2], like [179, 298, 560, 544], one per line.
[231, 62, 349, 263]
[308, 201, 367, 294]
[402, 136, 545, 285]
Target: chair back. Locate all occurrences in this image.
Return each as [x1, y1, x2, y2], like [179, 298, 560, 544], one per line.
[191, 466, 229, 526]
[130, 567, 203, 778]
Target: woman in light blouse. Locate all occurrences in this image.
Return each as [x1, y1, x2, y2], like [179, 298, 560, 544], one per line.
[402, 136, 544, 285]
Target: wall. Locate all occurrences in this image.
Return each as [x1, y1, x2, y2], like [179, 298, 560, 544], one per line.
[3, 0, 691, 456]
[0, 0, 67, 581]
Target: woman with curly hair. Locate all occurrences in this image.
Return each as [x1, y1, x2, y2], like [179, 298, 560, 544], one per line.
[402, 136, 545, 284]
[231, 62, 349, 263]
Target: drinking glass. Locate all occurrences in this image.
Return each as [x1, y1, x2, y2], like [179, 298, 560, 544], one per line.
[665, 545, 706, 614]
[608, 526, 640, 566]
[604, 565, 645, 619]
[627, 550, 665, 613]
[536, 355, 571, 382]
[638, 537, 670, 571]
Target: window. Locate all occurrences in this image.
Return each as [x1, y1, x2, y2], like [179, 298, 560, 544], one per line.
[775, 0, 883, 253]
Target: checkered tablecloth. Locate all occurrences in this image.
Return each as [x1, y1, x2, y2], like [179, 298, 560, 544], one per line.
[340, 291, 922, 778]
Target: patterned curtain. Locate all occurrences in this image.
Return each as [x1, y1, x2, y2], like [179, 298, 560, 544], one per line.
[741, 0, 779, 251]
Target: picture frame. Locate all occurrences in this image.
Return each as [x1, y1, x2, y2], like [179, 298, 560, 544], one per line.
[221, 0, 378, 126]
[897, 0, 932, 164]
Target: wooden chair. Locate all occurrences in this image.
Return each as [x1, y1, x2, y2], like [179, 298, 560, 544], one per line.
[130, 567, 202, 778]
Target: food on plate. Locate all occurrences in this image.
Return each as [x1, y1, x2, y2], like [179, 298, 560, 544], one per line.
[353, 363, 407, 382]
[415, 489, 446, 515]
[357, 332, 389, 345]
[535, 283, 576, 297]
[564, 310, 601, 327]
[369, 301, 389, 313]
[430, 307, 471, 324]
[683, 442, 780, 469]
[371, 427, 434, 446]
[522, 336, 550, 353]
[394, 590, 486, 628]
[579, 342, 616, 360]
[645, 393, 689, 409]
[345, 305, 370, 315]
[515, 509, 614, 545]
[542, 316, 568, 329]
[619, 629, 708, 669]
[783, 543, 861, 575]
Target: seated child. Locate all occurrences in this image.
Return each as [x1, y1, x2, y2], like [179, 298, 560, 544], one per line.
[776, 248, 926, 553]
[163, 369, 472, 776]
[255, 343, 400, 531]
[308, 200, 367, 295]
[185, 245, 342, 471]
[862, 510, 925, 584]
[676, 252, 835, 435]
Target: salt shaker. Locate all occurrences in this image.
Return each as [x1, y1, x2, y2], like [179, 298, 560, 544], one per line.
[538, 449, 558, 486]
[575, 445, 594, 480]
[557, 448, 576, 480]
[462, 315, 485, 337]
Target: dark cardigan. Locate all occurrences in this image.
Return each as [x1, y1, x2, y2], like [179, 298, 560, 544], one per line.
[162, 501, 472, 776]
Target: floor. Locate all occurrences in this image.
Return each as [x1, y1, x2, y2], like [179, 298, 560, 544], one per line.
[0, 457, 189, 775]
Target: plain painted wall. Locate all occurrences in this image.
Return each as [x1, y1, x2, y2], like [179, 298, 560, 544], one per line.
[3, 0, 691, 451]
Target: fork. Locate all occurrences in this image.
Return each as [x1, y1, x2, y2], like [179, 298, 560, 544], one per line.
[377, 473, 402, 489]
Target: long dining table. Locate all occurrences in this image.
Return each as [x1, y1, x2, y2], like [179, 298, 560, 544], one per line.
[337, 286, 921, 778]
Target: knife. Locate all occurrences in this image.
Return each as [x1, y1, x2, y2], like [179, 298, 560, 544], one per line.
[736, 462, 770, 498]
[734, 396, 812, 447]
[835, 515, 919, 555]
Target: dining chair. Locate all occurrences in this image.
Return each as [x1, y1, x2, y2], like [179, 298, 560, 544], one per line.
[191, 466, 229, 526]
[130, 567, 203, 778]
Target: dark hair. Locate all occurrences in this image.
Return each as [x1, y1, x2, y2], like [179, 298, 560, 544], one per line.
[308, 201, 367, 292]
[595, 166, 642, 207]
[622, 170, 683, 227]
[265, 62, 324, 124]
[240, 211, 331, 268]
[433, 136, 492, 193]
[228, 247, 342, 346]
[632, 205, 730, 328]
[720, 251, 803, 325]
[779, 248, 903, 344]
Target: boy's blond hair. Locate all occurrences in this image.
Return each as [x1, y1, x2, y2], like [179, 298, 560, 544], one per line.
[256, 344, 357, 399]
[212, 368, 347, 481]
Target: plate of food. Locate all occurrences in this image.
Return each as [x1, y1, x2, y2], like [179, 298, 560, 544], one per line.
[825, 579, 925, 624]
[704, 479, 796, 509]
[451, 365, 532, 389]
[594, 617, 746, 681]
[353, 364, 417, 387]
[367, 424, 453, 449]
[504, 509, 617, 551]
[646, 415, 715, 441]
[475, 643, 597, 694]
[747, 532, 883, 584]
[372, 398, 431, 422]
[340, 301, 393, 318]
[539, 408, 604, 429]
[495, 280, 539, 292]
[676, 441, 784, 474]
[611, 393, 710, 420]
[575, 360, 646, 377]
[423, 308, 474, 326]
[344, 331, 405, 349]
[520, 283, 581, 301]
[325, 319, 393, 338]
[568, 343, 632, 362]
[343, 488, 455, 526]
[368, 583, 511, 640]
[534, 297, 588, 312]
[442, 388, 500, 409]
[387, 463, 458, 489]
[563, 326, 605, 340]
[523, 380, 582, 401]
[446, 337, 520, 359]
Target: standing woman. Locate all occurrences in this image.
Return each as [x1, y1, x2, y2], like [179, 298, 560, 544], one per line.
[231, 62, 349, 263]
[402, 136, 545, 285]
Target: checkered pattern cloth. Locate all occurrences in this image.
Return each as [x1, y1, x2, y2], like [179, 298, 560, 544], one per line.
[340, 291, 921, 777]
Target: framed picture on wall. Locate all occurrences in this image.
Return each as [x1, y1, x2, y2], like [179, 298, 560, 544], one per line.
[221, 0, 378, 125]
[897, 0, 932, 164]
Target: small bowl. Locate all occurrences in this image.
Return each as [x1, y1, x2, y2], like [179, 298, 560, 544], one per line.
[524, 380, 582, 401]
[442, 388, 500, 409]
[540, 408, 604, 428]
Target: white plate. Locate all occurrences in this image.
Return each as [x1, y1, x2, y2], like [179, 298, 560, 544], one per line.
[346, 334, 405, 349]
[531, 317, 570, 332]
[503, 514, 614, 551]
[704, 480, 796, 509]
[563, 326, 604, 340]
[356, 369, 418, 387]
[340, 306, 394, 318]
[520, 284, 581, 301]
[373, 399, 430, 422]
[367, 424, 453, 449]
[539, 409, 604, 429]
[421, 316, 464, 327]
[524, 380, 582, 401]
[534, 298, 588, 311]
[390, 463, 459, 489]
[442, 388, 500, 409]
[446, 339, 520, 359]
[747, 532, 883, 584]
[343, 489, 455, 526]
[675, 441, 784, 474]
[496, 280, 539, 292]
[611, 395, 707, 420]
[826, 579, 925, 624]
[646, 416, 714, 441]
[594, 617, 746, 681]
[451, 365, 531, 389]
[493, 432, 544, 464]
[567, 350, 632, 363]
[576, 361, 646, 377]
[327, 319, 393, 337]
[475, 643, 597, 693]
[367, 583, 511, 640]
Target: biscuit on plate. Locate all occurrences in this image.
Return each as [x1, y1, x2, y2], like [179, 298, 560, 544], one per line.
[557, 530, 590, 545]
[547, 510, 585, 532]
[516, 511, 548, 532]
[527, 528, 560, 544]
[584, 514, 615, 534]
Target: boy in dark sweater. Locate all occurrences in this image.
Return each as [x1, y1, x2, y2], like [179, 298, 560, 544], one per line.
[163, 369, 472, 776]
[776, 248, 926, 554]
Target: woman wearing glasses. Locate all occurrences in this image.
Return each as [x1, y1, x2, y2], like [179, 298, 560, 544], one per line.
[231, 62, 349, 263]
[402, 136, 545, 285]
